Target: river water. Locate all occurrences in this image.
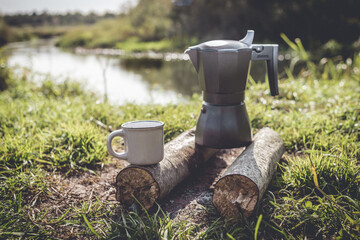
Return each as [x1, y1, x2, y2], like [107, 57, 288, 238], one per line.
[4, 39, 282, 105]
[5, 39, 199, 104]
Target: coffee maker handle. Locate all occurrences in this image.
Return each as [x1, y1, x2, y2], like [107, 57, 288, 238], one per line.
[251, 44, 279, 96]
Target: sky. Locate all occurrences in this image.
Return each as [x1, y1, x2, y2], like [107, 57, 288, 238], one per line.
[0, 0, 138, 14]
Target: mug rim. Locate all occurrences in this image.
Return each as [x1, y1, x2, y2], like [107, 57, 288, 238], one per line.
[121, 120, 164, 130]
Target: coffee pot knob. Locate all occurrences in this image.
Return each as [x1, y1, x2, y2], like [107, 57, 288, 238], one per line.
[240, 30, 255, 46]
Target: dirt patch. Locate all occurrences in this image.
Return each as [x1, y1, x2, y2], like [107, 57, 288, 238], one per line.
[28, 147, 244, 237]
[55, 160, 128, 203]
[159, 148, 244, 224]
[26, 159, 129, 238]
[57, 148, 244, 216]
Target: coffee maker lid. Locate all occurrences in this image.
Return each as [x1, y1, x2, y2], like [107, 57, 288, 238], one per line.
[188, 40, 250, 52]
[187, 30, 255, 52]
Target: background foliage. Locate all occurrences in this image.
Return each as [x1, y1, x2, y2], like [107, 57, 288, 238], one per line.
[2, 0, 359, 56]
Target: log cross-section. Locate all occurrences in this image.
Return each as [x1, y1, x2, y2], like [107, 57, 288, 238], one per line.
[212, 127, 285, 219]
[115, 128, 218, 210]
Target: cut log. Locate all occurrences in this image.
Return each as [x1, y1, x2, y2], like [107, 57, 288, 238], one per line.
[115, 128, 219, 210]
[212, 128, 285, 219]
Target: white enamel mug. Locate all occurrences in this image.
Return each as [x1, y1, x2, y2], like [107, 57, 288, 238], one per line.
[106, 120, 164, 165]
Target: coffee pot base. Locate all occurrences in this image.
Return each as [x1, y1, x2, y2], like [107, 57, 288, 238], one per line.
[195, 102, 252, 149]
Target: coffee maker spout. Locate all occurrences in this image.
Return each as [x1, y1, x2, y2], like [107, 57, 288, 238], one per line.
[184, 48, 199, 72]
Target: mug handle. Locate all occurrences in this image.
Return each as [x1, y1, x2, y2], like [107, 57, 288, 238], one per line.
[106, 129, 128, 160]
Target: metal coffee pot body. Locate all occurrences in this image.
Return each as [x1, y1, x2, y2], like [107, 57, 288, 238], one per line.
[186, 30, 279, 148]
[196, 50, 252, 105]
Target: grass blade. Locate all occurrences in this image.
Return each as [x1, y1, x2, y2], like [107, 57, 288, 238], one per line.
[309, 157, 319, 188]
[254, 214, 263, 240]
[280, 33, 298, 51]
[82, 214, 101, 238]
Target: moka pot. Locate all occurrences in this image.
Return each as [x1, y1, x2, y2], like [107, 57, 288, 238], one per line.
[185, 30, 279, 148]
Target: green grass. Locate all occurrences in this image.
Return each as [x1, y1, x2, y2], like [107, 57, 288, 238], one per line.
[55, 20, 186, 52]
[0, 76, 199, 173]
[0, 43, 359, 239]
[115, 38, 174, 52]
[0, 70, 200, 238]
[55, 0, 192, 51]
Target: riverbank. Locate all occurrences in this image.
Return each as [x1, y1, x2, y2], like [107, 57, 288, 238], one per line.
[73, 46, 188, 61]
[1, 48, 359, 238]
[0, 19, 83, 47]
[4, 38, 199, 104]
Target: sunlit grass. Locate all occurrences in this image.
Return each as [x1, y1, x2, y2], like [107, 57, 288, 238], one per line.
[115, 38, 174, 52]
[0, 76, 199, 173]
[0, 46, 359, 238]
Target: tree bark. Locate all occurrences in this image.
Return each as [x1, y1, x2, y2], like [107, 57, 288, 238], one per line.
[212, 127, 285, 219]
[115, 128, 219, 210]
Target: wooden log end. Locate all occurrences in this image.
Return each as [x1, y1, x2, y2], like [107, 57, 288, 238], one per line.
[212, 174, 259, 219]
[114, 128, 220, 210]
[116, 167, 160, 210]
